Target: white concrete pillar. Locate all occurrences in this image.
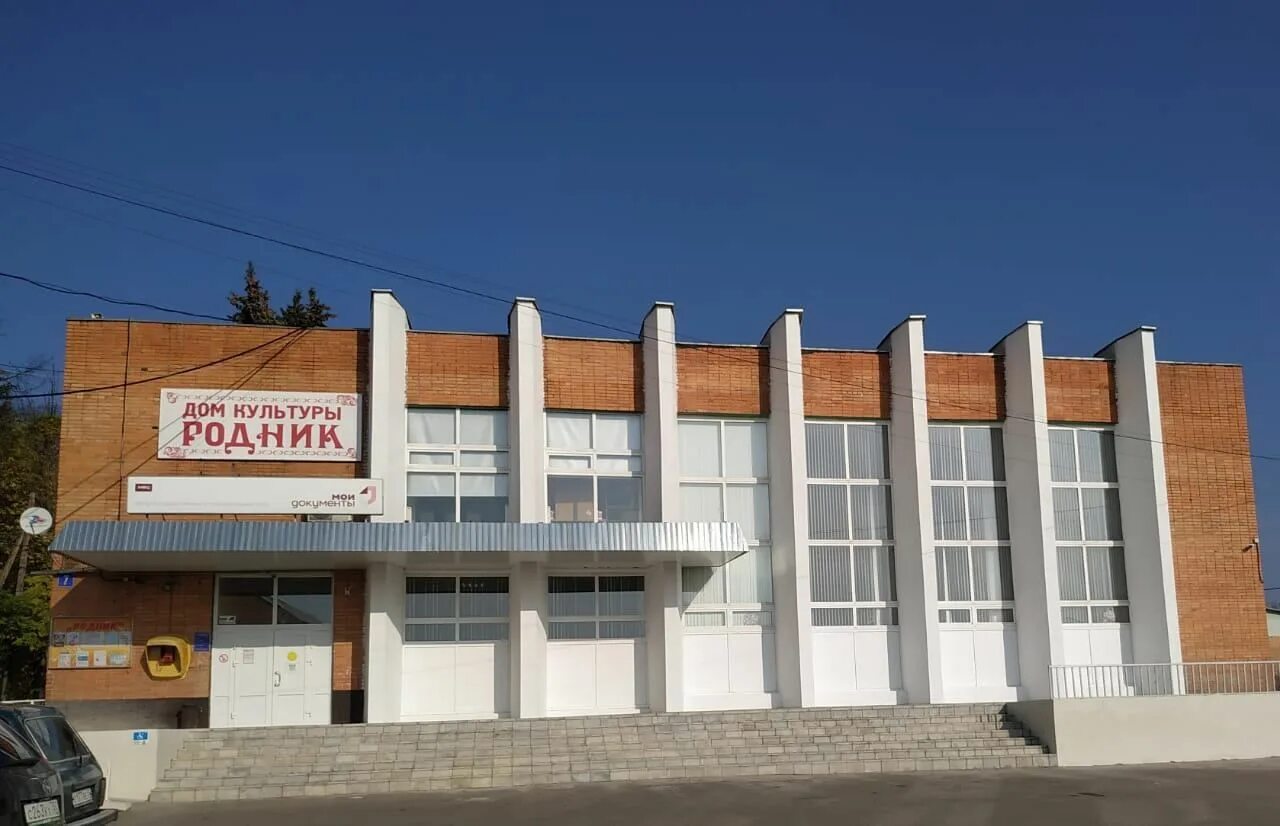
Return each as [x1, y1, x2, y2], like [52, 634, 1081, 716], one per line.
[994, 322, 1062, 698]
[1098, 328, 1183, 664]
[369, 291, 409, 522]
[510, 561, 547, 718]
[365, 561, 406, 723]
[882, 316, 943, 704]
[765, 309, 815, 708]
[642, 302, 679, 521]
[508, 299, 546, 523]
[645, 560, 683, 712]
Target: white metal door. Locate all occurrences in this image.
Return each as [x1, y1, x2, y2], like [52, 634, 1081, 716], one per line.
[210, 627, 273, 728]
[270, 627, 333, 726]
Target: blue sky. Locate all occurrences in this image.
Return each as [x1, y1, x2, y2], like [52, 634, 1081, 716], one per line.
[2, 4, 1277, 586]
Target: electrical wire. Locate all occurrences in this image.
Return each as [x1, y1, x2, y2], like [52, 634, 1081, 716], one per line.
[0, 270, 226, 321]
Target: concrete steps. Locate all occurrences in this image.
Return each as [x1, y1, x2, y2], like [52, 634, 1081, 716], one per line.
[150, 703, 1055, 802]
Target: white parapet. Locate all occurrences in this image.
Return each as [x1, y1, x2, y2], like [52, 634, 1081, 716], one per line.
[369, 290, 409, 522]
[642, 302, 679, 521]
[508, 299, 546, 523]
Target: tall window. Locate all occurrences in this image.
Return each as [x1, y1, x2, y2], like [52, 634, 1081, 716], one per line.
[678, 419, 773, 629]
[547, 575, 645, 640]
[406, 408, 509, 522]
[545, 412, 642, 522]
[1050, 427, 1128, 624]
[929, 425, 1015, 625]
[806, 421, 898, 628]
[404, 576, 509, 642]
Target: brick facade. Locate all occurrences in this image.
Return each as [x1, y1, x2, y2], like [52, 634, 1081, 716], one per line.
[677, 345, 769, 415]
[1158, 362, 1270, 662]
[802, 350, 890, 419]
[406, 331, 507, 408]
[332, 569, 365, 693]
[544, 337, 642, 412]
[925, 353, 1004, 421]
[1044, 357, 1117, 423]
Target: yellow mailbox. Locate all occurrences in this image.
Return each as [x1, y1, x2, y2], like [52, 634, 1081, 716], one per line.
[143, 635, 191, 680]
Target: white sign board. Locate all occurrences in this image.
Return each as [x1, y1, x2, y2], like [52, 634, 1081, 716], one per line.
[127, 476, 383, 515]
[158, 389, 361, 461]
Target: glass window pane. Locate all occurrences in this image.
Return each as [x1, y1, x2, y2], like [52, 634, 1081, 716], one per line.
[680, 484, 723, 522]
[1061, 606, 1089, 624]
[405, 623, 454, 642]
[600, 620, 646, 639]
[877, 546, 897, 602]
[460, 495, 507, 522]
[598, 576, 645, 616]
[726, 484, 770, 543]
[217, 577, 274, 625]
[808, 485, 849, 541]
[847, 424, 889, 480]
[963, 427, 1005, 482]
[548, 621, 596, 640]
[727, 545, 773, 604]
[548, 475, 594, 522]
[548, 454, 592, 470]
[407, 409, 455, 444]
[407, 473, 455, 496]
[805, 423, 846, 479]
[459, 622, 510, 641]
[409, 451, 453, 466]
[942, 546, 972, 602]
[929, 426, 964, 481]
[732, 610, 772, 627]
[1092, 605, 1130, 624]
[460, 450, 509, 469]
[1108, 547, 1128, 600]
[546, 412, 592, 450]
[459, 474, 507, 496]
[596, 414, 642, 452]
[406, 577, 457, 619]
[548, 576, 596, 617]
[459, 577, 509, 618]
[596, 455, 642, 473]
[967, 487, 1010, 541]
[1082, 488, 1123, 541]
[276, 576, 332, 625]
[1056, 547, 1087, 601]
[1048, 429, 1078, 483]
[860, 607, 898, 626]
[1087, 547, 1127, 601]
[849, 485, 893, 541]
[410, 496, 456, 523]
[813, 607, 855, 626]
[1078, 430, 1118, 483]
[724, 421, 768, 478]
[678, 420, 722, 477]
[460, 409, 508, 447]
[598, 476, 642, 522]
[931, 487, 967, 541]
[684, 612, 727, 628]
[1052, 488, 1083, 541]
[681, 565, 726, 606]
[976, 608, 1015, 623]
[971, 547, 1013, 602]
[809, 546, 852, 603]
[851, 547, 876, 602]
[939, 608, 972, 623]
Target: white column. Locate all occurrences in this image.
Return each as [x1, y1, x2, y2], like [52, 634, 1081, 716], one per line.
[510, 561, 547, 718]
[1099, 327, 1183, 664]
[765, 309, 815, 708]
[369, 291, 409, 523]
[508, 298, 546, 523]
[645, 561, 683, 712]
[642, 302, 679, 521]
[882, 316, 943, 704]
[365, 561, 406, 723]
[994, 321, 1062, 699]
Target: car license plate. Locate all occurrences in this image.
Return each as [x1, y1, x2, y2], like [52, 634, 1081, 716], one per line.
[23, 798, 60, 825]
[72, 787, 95, 808]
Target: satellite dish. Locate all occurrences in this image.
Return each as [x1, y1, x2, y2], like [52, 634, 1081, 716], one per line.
[19, 507, 53, 535]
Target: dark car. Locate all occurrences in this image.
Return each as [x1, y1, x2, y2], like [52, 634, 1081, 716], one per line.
[0, 707, 113, 826]
[0, 720, 63, 826]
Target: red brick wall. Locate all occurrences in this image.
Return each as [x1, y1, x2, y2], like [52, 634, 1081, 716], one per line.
[46, 574, 213, 701]
[57, 321, 368, 526]
[1159, 363, 1270, 661]
[332, 570, 365, 692]
[677, 345, 769, 415]
[803, 351, 890, 419]
[1044, 358, 1117, 423]
[406, 331, 508, 408]
[925, 353, 1004, 421]
[544, 338, 642, 412]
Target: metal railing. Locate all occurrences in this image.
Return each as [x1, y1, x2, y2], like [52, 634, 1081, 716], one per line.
[1049, 661, 1280, 699]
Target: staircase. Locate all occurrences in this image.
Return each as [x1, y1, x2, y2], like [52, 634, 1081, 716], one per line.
[149, 703, 1054, 802]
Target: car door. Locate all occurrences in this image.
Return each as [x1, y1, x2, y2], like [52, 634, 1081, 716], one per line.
[20, 714, 102, 822]
[0, 722, 63, 826]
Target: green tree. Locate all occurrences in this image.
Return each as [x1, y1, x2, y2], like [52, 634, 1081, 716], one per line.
[227, 262, 279, 325]
[278, 287, 335, 329]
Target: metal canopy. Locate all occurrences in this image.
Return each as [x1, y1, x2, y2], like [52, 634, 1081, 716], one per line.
[51, 521, 747, 572]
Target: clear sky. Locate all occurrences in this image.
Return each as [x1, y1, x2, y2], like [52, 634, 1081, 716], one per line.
[2, 4, 1277, 586]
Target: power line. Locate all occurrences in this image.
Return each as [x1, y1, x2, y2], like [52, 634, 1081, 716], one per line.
[1, 270, 227, 322]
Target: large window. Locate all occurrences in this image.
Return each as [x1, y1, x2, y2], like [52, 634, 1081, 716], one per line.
[547, 575, 645, 640]
[806, 421, 898, 628]
[406, 408, 509, 522]
[545, 412, 642, 522]
[216, 575, 332, 626]
[678, 419, 773, 629]
[1050, 427, 1129, 625]
[405, 576, 510, 642]
[928, 425, 1015, 625]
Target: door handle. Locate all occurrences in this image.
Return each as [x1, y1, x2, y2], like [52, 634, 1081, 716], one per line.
[273, 672, 281, 687]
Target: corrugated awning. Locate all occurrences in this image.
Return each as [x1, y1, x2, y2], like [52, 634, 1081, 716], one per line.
[51, 521, 747, 572]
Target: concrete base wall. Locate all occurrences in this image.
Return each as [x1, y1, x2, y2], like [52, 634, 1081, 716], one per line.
[80, 729, 197, 803]
[1010, 694, 1280, 767]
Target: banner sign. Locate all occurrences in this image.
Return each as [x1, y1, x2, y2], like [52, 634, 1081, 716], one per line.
[127, 476, 383, 515]
[49, 618, 132, 669]
[158, 389, 361, 461]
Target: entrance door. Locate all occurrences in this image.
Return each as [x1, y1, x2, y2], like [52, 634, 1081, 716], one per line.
[211, 575, 334, 728]
[546, 574, 647, 715]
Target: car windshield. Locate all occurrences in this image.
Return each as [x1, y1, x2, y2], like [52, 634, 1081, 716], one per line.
[23, 715, 85, 762]
[0, 722, 40, 766]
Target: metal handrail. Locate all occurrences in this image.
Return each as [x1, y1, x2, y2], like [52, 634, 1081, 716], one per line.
[1049, 660, 1280, 699]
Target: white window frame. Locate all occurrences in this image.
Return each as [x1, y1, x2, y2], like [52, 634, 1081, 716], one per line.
[405, 408, 509, 522]
[545, 412, 643, 523]
[403, 574, 511, 643]
[1050, 426, 1129, 626]
[805, 419, 898, 630]
[929, 423, 1016, 627]
[547, 573, 646, 641]
[677, 417, 773, 632]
